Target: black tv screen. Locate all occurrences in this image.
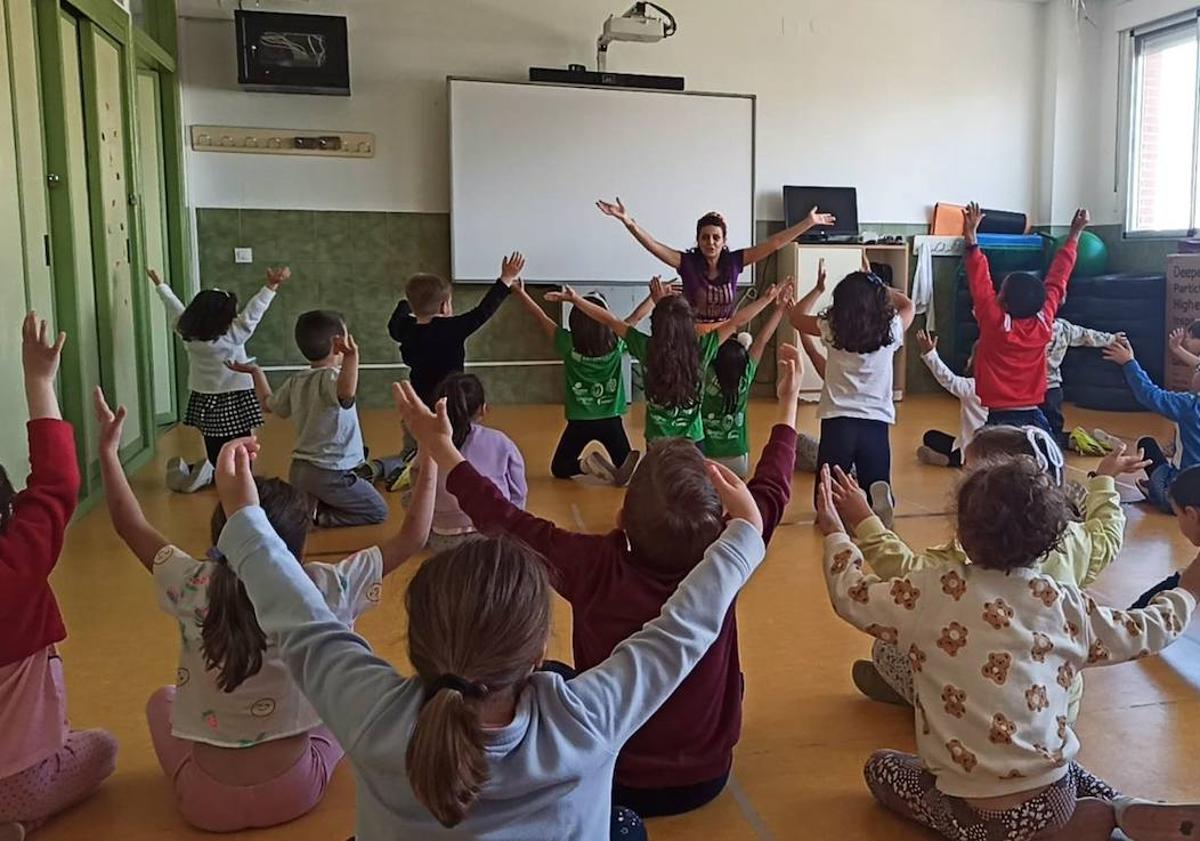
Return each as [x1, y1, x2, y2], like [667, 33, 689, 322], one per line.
[783, 186, 860, 240]
[236, 10, 350, 96]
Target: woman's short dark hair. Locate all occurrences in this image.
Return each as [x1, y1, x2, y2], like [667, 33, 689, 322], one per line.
[695, 212, 727, 240]
[820, 272, 897, 353]
[177, 289, 239, 342]
[203, 478, 311, 692]
[568, 294, 617, 357]
[957, 457, 1069, 572]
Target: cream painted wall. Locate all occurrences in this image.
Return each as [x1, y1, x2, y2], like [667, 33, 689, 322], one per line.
[180, 0, 1050, 224]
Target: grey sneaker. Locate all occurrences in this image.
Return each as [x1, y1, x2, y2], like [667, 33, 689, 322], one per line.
[916, 445, 950, 467]
[851, 660, 910, 707]
[611, 451, 641, 487]
[171, 459, 214, 494]
[165, 457, 189, 492]
[869, 481, 895, 529]
[795, 433, 819, 473]
[582, 451, 618, 484]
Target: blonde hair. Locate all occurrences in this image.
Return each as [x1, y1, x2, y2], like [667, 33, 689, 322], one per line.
[404, 537, 551, 827]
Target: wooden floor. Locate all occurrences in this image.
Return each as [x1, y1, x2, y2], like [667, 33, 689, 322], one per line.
[38, 394, 1200, 841]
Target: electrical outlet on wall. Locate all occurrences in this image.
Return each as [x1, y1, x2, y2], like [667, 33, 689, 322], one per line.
[234, 247, 253, 264]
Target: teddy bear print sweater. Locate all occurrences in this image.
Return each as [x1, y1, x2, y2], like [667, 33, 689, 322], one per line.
[822, 532, 1195, 798]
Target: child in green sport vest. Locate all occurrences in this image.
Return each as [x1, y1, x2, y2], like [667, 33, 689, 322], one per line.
[552, 278, 784, 448]
[511, 281, 654, 486]
[702, 287, 793, 477]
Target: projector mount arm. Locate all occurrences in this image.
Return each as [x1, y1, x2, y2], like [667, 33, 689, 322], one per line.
[597, 2, 677, 73]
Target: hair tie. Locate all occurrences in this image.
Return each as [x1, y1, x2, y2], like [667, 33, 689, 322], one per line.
[1023, 427, 1065, 487]
[424, 674, 489, 702]
[206, 547, 228, 564]
[865, 272, 885, 287]
[735, 332, 752, 349]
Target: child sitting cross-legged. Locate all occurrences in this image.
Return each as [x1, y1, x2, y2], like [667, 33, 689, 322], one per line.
[817, 459, 1200, 841]
[231, 312, 387, 528]
[95, 388, 437, 832]
[841, 424, 1142, 721]
[393, 348, 802, 817]
[210, 432, 766, 839]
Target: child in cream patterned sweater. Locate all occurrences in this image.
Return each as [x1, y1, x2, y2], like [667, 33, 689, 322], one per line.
[817, 459, 1200, 841]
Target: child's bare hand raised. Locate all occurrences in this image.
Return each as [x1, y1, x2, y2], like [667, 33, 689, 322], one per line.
[22, 312, 66, 384]
[706, 461, 763, 534]
[649, 276, 680, 303]
[147, 268, 163, 287]
[265, 267, 291, 291]
[93, 387, 127, 455]
[391, 381, 464, 472]
[776, 343, 802, 402]
[545, 285, 580, 305]
[963, 202, 985, 245]
[829, 466, 874, 530]
[1103, 336, 1134, 366]
[215, 439, 261, 518]
[816, 258, 828, 293]
[776, 277, 796, 310]
[1069, 208, 1091, 237]
[916, 330, 937, 355]
[500, 252, 526, 287]
[815, 465, 846, 537]
[1094, 440, 1153, 479]
[333, 333, 358, 358]
[807, 206, 836, 228]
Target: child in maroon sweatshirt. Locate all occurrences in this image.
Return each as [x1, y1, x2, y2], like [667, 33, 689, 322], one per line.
[0, 314, 116, 839]
[395, 346, 803, 818]
[964, 201, 1088, 432]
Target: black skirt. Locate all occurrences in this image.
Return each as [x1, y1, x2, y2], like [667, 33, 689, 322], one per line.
[184, 389, 264, 438]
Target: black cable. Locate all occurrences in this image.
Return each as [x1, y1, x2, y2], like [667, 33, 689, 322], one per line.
[643, 2, 677, 37]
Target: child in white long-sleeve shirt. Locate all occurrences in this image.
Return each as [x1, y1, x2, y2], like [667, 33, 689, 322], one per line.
[149, 266, 289, 491]
[211, 399, 767, 841]
[915, 330, 985, 468]
[1042, 318, 1118, 448]
[817, 458, 1200, 841]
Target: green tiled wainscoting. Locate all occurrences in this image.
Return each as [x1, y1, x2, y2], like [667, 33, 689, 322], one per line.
[197, 208, 562, 408]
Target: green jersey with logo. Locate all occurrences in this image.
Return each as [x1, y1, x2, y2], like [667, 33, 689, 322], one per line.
[626, 329, 721, 442]
[554, 328, 627, 420]
[702, 358, 759, 458]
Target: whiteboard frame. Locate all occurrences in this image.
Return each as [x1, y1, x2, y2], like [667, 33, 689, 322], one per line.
[447, 76, 757, 285]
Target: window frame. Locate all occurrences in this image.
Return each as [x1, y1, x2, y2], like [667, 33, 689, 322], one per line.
[1125, 13, 1200, 240]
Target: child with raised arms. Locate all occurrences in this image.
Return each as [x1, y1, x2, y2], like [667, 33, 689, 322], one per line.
[94, 388, 436, 832]
[914, 329, 985, 468]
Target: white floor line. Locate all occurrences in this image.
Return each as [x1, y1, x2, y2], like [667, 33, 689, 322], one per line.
[570, 503, 587, 532]
[727, 773, 776, 841]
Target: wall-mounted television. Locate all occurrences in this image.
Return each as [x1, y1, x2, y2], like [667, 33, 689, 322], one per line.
[235, 10, 350, 96]
[784, 185, 860, 240]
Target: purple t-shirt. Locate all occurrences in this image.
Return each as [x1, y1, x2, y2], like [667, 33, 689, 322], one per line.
[679, 248, 746, 323]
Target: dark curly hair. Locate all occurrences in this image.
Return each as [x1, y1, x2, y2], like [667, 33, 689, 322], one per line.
[712, 337, 749, 415]
[568, 294, 617, 358]
[177, 289, 239, 342]
[957, 457, 1069, 572]
[645, 296, 702, 410]
[820, 272, 896, 353]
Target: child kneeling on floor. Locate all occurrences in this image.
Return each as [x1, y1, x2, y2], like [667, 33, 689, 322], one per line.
[232, 311, 387, 528]
[212, 433, 766, 839]
[817, 457, 1200, 841]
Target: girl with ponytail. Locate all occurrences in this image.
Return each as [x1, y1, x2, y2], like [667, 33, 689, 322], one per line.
[207, 409, 768, 840]
[426, 373, 526, 550]
[93, 388, 437, 832]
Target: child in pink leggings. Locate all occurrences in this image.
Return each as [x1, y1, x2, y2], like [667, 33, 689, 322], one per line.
[95, 390, 437, 832]
[0, 315, 118, 840]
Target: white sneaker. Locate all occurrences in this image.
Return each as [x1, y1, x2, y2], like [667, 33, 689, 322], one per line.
[176, 460, 214, 494]
[582, 452, 618, 484]
[869, 481, 896, 529]
[165, 457, 189, 492]
[1092, 428, 1124, 451]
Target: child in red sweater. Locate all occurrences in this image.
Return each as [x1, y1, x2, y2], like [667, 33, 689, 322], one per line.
[0, 314, 117, 840]
[964, 202, 1088, 432]
[393, 346, 802, 817]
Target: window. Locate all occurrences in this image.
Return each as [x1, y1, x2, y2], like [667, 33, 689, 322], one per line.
[1128, 17, 1200, 235]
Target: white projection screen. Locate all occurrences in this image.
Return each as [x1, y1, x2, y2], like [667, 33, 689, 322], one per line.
[449, 78, 754, 284]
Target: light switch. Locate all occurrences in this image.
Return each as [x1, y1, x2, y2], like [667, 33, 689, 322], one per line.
[234, 247, 253, 264]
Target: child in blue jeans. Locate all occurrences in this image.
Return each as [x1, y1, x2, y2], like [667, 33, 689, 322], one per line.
[1103, 335, 1200, 513]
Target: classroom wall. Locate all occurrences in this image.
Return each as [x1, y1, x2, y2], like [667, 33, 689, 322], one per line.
[179, 0, 1048, 223]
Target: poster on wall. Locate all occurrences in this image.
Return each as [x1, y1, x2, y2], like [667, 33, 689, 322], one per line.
[1166, 254, 1200, 391]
